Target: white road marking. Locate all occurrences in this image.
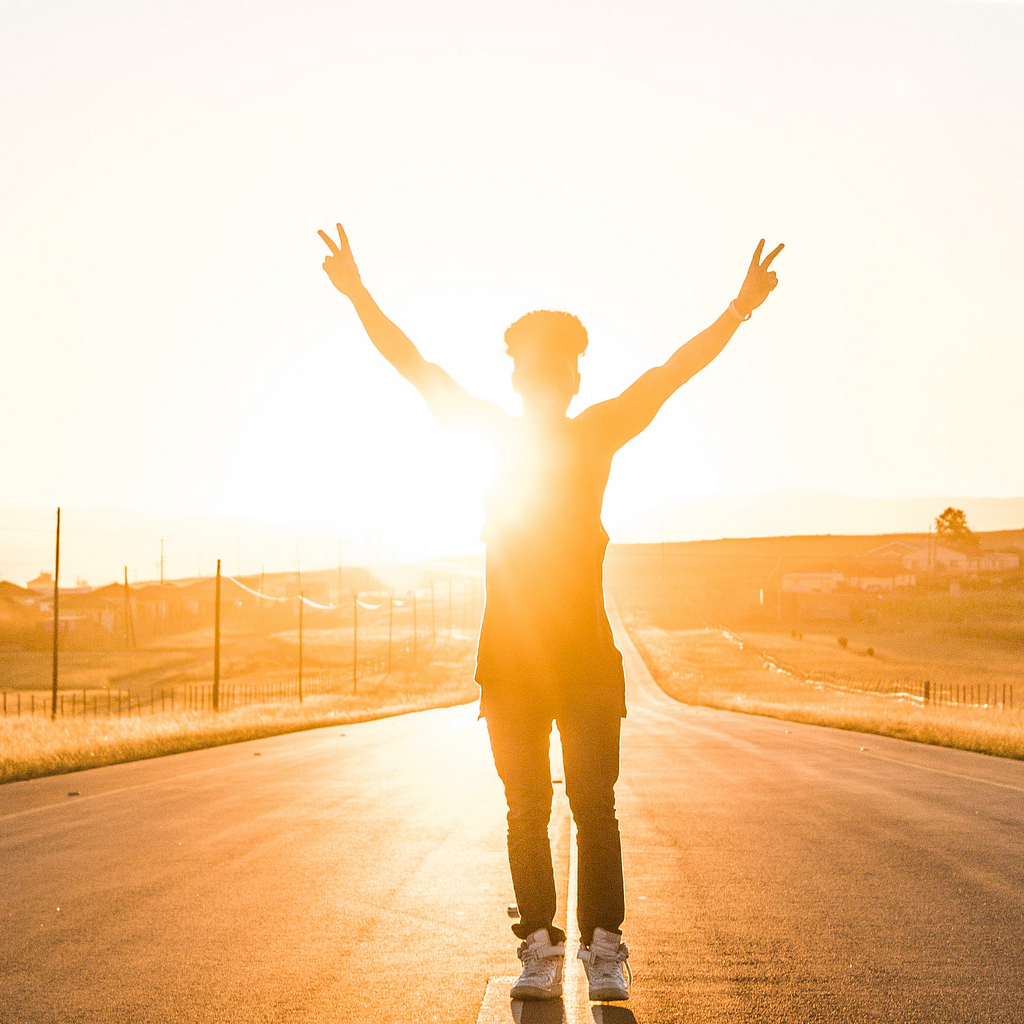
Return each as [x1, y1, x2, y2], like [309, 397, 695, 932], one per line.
[477, 755, 591, 1023]
[475, 977, 532, 1023]
[563, 814, 591, 1022]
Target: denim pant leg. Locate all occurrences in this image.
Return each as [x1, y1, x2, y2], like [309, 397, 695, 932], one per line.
[485, 704, 567, 944]
[558, 702, 624, 946]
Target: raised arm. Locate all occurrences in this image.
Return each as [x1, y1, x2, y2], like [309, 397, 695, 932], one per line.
[580, 239, 784, 452]
[319, 223, 504, 427]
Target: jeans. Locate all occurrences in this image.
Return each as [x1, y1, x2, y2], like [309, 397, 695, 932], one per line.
[485, 691, 625, 947]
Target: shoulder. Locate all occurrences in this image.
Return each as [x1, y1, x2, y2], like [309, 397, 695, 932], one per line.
[572, 400, 619, 450]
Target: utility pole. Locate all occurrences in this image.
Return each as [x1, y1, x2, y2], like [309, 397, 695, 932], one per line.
[213, 559, 221, 712]
[51, 507, 60, 720]
[123, 566, 136, 649]
[364, 531, 371, 594]
[352, 591, 358, 693]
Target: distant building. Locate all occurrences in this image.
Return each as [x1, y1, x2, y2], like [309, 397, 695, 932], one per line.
[865, 542, 1019, 574]
[27, 572, 54, 595]
[778, 570, 915, 621]
[27, 572, 92, 597]
[846, 575, 916, 593]
[780, 572, 845, 594]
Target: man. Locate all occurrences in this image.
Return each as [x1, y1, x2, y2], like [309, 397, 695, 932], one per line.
[319, 223, 782, 1001]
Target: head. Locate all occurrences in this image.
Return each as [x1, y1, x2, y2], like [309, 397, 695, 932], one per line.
[505, 310, 587, 419]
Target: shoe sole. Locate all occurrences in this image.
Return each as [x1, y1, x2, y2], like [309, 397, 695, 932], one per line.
[511, 984, 563, 1001]
[588, 986, 629, 1001]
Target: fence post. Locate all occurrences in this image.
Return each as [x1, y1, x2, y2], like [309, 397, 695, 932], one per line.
[51, 507, 60, 720]
[213, 559, 221, 712]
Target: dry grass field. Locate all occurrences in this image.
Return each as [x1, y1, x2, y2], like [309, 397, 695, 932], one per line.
[0, 635, 479, 784]
[630, 624, 1024, 760]
[608, 530, 1024, 760]
[1, 567, 486, 783]
[5, 530, 1023, 780]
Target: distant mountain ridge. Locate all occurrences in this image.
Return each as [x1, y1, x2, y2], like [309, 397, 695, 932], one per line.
[3, 493, 1023, 587]
[609, 490, 1024, 544]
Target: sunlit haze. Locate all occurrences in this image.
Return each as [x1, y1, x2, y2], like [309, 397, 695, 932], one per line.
[3, 0, 1023, 584]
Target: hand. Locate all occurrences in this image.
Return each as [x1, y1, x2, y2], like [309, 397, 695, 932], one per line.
[318, 223, 363, 298]
[734, 239, 784, 317]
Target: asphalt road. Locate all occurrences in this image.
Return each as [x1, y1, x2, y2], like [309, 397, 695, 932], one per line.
[4, 611, 1024, 1023]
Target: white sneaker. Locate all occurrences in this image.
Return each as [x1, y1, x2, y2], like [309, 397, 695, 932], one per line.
[510, 928, 565, 1001]
[578, 927, 631, 1001]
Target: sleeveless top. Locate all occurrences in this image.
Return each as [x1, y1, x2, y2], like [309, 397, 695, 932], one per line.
[475, 415, 625, 717]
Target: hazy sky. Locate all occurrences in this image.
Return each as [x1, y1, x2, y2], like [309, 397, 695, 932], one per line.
[3, 0, 1023, 573]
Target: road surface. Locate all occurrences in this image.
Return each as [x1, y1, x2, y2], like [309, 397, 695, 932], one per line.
[4, 612, 1024, 1023]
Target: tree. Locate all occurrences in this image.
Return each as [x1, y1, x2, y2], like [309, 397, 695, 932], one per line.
[935, 507, 978, 549]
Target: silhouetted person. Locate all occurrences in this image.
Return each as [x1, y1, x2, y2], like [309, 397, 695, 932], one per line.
[319, 223, 782, 1002]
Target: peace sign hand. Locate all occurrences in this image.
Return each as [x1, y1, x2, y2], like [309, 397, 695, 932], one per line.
[318, 222, 363, 298]
[734, 239, 784, 318]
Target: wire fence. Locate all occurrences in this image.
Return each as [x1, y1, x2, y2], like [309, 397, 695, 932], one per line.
[3, 665, 398, 719]
[721, 628, 1016, 712]
[1, 630, 440, 720]
[4, 564, 483, 718]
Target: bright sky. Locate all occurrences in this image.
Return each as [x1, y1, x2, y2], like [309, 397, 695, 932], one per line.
[3, 0, 1023, 579]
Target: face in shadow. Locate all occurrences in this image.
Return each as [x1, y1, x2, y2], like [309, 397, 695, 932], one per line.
[511, 348, 581, 422]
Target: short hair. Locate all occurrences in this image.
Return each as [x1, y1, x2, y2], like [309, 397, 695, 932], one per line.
[503, 310, 588, 363]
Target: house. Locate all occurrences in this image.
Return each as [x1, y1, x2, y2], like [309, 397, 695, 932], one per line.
[0, 580, 46, 641]
[27, 571, 93, 598]
[846, 574, 916, 592]
[779, 573, 859, 621]
[780, 572, 845, 594]
[865, 542, 1019, 574]
[27, 572, 55, 595]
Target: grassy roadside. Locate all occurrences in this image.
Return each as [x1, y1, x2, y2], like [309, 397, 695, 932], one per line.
[629, 625, 1024, 761]
[1, 651, 479, 785]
